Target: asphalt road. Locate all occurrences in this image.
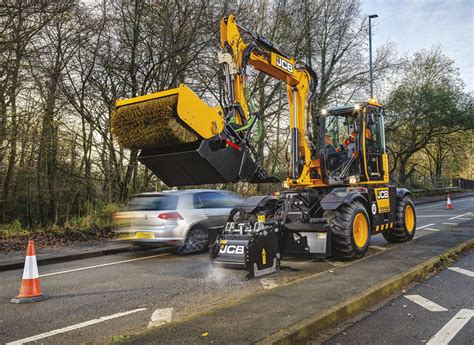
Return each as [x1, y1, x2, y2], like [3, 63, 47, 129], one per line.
[323, 250, 474, 345]
[0, 197, 472, 344]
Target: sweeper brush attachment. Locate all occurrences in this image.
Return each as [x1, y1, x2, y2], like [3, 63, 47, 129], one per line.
[111, 84, 278, 186]
[112, 94, 198, 149]
[111, 84, 223, 150]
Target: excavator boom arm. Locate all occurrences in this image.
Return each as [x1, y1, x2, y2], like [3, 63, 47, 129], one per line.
[219, 15, 318, 184]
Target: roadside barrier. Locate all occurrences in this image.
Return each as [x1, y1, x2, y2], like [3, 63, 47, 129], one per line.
[446, 194, 453, 210]
[10, 240, 49, 303]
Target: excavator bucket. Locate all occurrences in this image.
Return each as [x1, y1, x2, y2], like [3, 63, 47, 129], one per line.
[112, 84, 278, 186]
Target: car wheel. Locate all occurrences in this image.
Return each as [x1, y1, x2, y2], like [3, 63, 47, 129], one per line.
[175, 228, 208, 254]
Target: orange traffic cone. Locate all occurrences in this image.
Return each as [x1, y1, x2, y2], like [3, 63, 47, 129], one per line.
[446, 194, 453, 210]
[10, 240, 49, 303]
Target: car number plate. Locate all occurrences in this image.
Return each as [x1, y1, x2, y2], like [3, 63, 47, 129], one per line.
[135, 232, 154, 239]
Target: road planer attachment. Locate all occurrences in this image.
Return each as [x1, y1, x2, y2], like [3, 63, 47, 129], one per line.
[111, 84, 277, 186]
[210, 195, 332, 278]
[210, 197, 281, 278]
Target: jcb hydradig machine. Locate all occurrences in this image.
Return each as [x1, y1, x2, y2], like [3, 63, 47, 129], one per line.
[112, 15, 416, 278]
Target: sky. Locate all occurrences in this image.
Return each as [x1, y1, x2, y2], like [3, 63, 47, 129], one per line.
[361, 0, 473, 92]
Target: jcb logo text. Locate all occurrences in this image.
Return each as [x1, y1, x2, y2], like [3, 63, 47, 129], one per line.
[276, 57, 293, 73]
[219, 245, 245, 254]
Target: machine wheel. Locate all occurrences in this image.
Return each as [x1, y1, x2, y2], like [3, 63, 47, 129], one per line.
[383, 195, 416, 243]
[324, 201, 371, 260]
[175, 228, 208, 254]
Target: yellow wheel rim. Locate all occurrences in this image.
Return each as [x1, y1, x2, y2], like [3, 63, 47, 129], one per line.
[353, 213, 369, 248]
[405, 204, 415, 234]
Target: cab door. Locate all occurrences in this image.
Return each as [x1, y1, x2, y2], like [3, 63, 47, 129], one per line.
[363, 106, 386, 181]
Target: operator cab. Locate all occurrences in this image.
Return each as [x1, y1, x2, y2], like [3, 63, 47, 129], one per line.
[319, 102, 386, 185]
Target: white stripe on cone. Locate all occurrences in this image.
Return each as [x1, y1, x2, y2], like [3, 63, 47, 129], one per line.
[22, 255, 39, 279]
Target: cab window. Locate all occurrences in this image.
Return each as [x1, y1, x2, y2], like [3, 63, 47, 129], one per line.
[324, 115, 360, 178]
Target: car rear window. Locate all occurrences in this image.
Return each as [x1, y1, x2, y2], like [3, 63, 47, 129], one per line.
[126, 195, 178, 211]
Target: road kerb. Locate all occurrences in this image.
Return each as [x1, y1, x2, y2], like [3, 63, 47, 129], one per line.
[0, 245, 139, 272]
[258, 238, 474, 345]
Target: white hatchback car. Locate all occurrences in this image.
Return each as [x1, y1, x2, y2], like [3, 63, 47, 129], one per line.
[113, 189, 242, 253]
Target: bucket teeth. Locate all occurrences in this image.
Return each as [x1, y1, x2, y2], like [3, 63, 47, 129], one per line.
[111, 94, 198, 150]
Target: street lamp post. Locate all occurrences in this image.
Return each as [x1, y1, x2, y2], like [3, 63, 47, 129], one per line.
[369, 14, 378, 99]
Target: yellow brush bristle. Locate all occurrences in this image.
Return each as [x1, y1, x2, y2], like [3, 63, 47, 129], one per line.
[111, 95, 198, 150]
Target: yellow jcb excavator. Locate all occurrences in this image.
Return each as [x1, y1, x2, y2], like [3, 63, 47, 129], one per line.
[111, 15, 416, 278]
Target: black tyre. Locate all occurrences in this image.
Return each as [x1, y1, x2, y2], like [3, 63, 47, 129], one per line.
[383, 195, 416, 243]
[324, 201, 371, 260]
[175, 228, 208, 254]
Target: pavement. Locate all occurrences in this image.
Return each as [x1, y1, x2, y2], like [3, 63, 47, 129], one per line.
[321, 250, 474, 344]
[1, 191, 472, 272]
[0, 196, 472, 344]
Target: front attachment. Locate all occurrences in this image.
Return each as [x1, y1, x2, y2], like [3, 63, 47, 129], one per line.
[112, 83, 279, 186]
[211, 221, 280, 278]
[111, 84, 224, 150]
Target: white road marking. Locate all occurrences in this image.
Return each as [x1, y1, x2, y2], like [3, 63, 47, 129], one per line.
[40, 253, 169, 277]
[448, 212, 472, 220]
[442, 222, 459, 225]
[417, 215, 455, 218]
[370, 245, 386, 251]
[148, 308, 173, 328]
[260, 278, 278, 290]
[452, 217, 470, 221]
[448, 267, 474, 278]
[427, 309, 474, 345]
[416, 223, 436, 230]
[424, 228, 440, 232]
[6, 308, 147, 345]
[404, 295, 448, 312]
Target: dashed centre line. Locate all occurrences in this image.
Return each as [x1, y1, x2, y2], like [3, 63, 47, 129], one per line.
[404, 295, 447, 312]
[6, 308, 147, 345]
[442, 222, 458, 225]
[448, 212, 472, 220]
[416, 223, 436, 230]
[427, 309, 474, 345]
[423, 228, 440, 232]
[417, 215, 454, 218]
[448, 267, 474, 278]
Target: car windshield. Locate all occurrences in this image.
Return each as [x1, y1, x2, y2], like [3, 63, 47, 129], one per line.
[126, 195, 178, 211]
